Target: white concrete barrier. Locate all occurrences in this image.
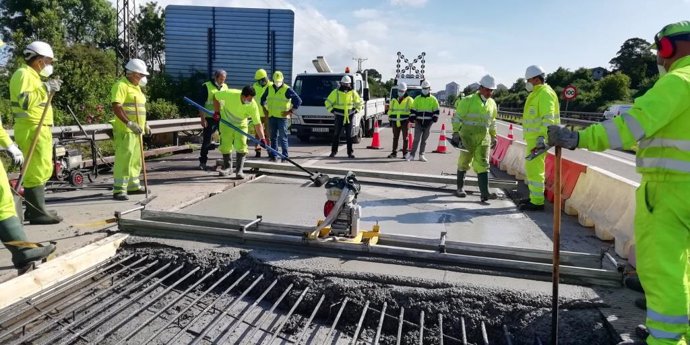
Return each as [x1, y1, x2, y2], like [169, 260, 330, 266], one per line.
[564, 166, 637, 258]
[499, 140, 527, 180]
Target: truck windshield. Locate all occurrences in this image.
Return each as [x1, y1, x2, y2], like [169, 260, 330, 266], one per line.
[293, 75, 343, 106]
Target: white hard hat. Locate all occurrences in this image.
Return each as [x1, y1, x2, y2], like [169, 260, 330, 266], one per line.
[421, 80, 431, 89]
[340, 75, 352, 84]
[397, 82, 407, 92]
[125, 58, 149, 76]
[24, 41, 54, 60]
[479, 75, 497, 89]
[525, 65, 546, 80]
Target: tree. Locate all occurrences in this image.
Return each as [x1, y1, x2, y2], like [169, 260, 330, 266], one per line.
[596, 72, 631, 106]
[61, 0, 116, 48]
[446, 94, 457, 107]
[509, 78, 526, 93]
[546, 67, 574, 89]
[136, 2, 165, 71]
[364, 69, 382, 82]
[609, 38, 657, 89]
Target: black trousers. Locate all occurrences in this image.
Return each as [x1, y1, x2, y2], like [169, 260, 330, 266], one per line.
[199, 117, 219, 165]
[331, 114, 354, 155]
[391, 122, 409, 155]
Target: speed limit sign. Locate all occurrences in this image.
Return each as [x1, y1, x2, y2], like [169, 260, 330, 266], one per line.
[563, 85, 578, 100]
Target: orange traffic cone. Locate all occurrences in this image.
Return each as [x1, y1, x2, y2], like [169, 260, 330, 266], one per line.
[367, 120, 383, 149]
[407, 122, 414, 152]
[433, 123, 449, 154]
[508, 123, 514, 140]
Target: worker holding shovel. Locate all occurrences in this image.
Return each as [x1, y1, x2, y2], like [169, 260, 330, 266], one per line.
[10, 41, 63, 224]
[214, 86, 268, 179]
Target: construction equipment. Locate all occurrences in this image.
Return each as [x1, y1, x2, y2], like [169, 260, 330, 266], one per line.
[525, 143, 551, 161]
[184, 97, 330, 187]
[50, 129, 99, 188]
[306, 171, 380, 244]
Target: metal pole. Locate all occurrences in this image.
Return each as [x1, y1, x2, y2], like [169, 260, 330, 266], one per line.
[552, 146, 563, 345]
[295, 294, 325, 345]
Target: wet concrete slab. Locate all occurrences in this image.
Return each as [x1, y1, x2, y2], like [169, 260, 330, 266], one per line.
[182, 175, 553, 250]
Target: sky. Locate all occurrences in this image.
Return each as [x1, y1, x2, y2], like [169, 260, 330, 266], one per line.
[110, 0, 690, 90]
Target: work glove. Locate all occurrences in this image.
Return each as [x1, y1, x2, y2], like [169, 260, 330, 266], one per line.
[547, 125, 579, 150]
[491, 137, 497, 149]
[43, 79, 62, 93]
[259, 138, 268, 148]
[409, 115, 416, 123]
[6, 143, 24, 166]
[432, 116, 438, 123]
[212, 111, 220, 122]
[127, 120, 143, 135]
[450, 133, 460, 148]
[200, 117, 208, 128]
[145, 123, 152, 136]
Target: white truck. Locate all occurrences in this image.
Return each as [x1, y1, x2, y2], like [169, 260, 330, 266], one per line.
[290, 57, 386, 143]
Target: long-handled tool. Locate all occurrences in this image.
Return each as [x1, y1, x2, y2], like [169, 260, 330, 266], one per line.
[184, 97, 330, 187]
[13, 92, 55, 191]
[66, 105, 111, 168]
[134, 97, 154, 204]
[525, 142, 561, 343]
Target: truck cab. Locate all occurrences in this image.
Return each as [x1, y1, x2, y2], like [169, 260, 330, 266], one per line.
[290, 71, 386, 143]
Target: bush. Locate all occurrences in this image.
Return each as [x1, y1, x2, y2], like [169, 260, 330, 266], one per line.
[146, 99, 179, 120]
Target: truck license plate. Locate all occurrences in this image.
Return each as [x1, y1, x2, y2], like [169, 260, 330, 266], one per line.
[312, 128, 329, 133]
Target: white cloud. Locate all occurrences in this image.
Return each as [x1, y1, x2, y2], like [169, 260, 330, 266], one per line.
[353, 8, 381, 19]
[389, 0, 429, 8]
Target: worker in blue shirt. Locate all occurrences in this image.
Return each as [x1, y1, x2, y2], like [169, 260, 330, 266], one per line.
[260, 71, 302, 162]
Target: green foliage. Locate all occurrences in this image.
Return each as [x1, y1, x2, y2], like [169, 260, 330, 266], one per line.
[609, 38, 657, 89]
[596, 72, 631, 105]
[136, 2, 165, 71]
[146, 99, 179, 120]
[446, 94, 457, 107]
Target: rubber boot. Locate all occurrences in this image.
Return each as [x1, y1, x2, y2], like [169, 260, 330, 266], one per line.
[23, 186, 62, 225]
[219, 154, 232, 177]
[14, 194, 23, 224]
[478, 172, 498, 203]
[456, 170, 466, 197]
[235, 153, 246, 179]
[0, 216, 56, 274]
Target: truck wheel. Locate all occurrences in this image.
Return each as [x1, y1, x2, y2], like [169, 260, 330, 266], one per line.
[353, 126, 363, 144]
[364, 118, 374, 137]
[297, 134, 311, 143]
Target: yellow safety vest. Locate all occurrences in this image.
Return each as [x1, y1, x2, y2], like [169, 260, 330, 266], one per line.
[265, 85, 292, 118]
[215, 89, 262, 126]
[325, 89, 363, 124]
[110, 77, 147, 133]
[388, 96, 413, 127]
[203, 81, 228, 115]
[522, 84, 560, 139]
[10, 65, 53, 125]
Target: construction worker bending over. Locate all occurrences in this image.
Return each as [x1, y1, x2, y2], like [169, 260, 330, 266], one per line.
[10, 41, 62, 224]
[548, 21, 690, 345]
[214, 86, 268, 179]
[406, 80, 439, 162]
[110, 59, 151, 201]
[387, 82, 413, 159]
[326, 75, 363, 159]
[453, 75, 498, 203]
[260, 71, 301, 162]
[520, 65, 560, 211]
[0, 117, 55, 274]
[250, 69, 272, 158]
[197, 69, 228, 170]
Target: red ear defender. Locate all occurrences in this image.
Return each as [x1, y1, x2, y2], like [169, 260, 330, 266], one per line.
[658, 36, 675, 59]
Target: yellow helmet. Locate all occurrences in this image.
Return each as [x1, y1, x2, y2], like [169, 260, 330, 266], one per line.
[255, 69, 268, 81]
[273, 71, 284, 82]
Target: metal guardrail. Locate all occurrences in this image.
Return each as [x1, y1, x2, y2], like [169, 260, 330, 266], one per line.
[5, 118, 202, 141]
[498, 111, 600, 127]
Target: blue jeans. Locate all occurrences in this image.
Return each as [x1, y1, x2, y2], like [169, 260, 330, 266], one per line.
[268, 117, 289, 158]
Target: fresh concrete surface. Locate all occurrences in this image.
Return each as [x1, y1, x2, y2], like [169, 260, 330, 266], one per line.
[183, 175, 553, 250]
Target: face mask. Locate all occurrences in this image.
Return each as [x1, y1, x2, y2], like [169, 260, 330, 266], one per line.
[39, 63, 54, 77]
[480, 94, 487, 102]
[243, 99, 252, 105]
[258, 79, 267, 87]
[275, 81, 284, 88]
[657, 64, 667, 77]
[341, 84, 351, 91]
[398, 91, 406, 97]
[525, 82, 534, 92]
[139, 76, 148, 86]
[421, 89, 430, 95]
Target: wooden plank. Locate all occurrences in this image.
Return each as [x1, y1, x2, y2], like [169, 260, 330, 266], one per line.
[244, 161, 517, 189]
[0, 233, 128, 310]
